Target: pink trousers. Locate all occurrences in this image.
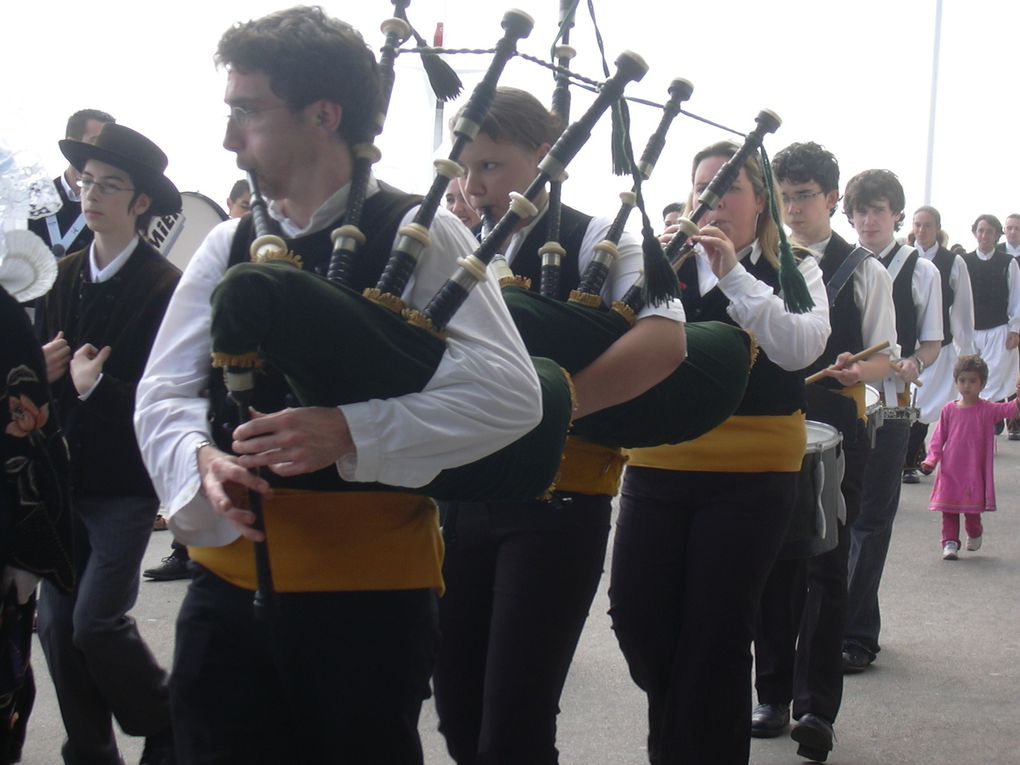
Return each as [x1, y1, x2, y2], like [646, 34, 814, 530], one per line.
[941, 512, 984, 546]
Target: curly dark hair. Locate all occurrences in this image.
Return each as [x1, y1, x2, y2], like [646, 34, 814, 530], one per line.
[216, 6, 380, 144]
[773, 142, 840, 218]
[971, 213, 1003, 238]
[953, 354, 988, 385]
[842, 169, 905, 231]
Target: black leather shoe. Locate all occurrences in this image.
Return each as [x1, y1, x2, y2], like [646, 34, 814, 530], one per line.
[842, 645, 873, 674]
[902, 468, 921, 484]
[750, 702, 790, 738]
[139, 727, 176, 765]
[791, 713, 835, 762]
[143, 551, 191, 582]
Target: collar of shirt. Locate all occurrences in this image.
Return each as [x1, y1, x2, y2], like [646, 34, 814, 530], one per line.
[266, 175, 380, 238]
[975, 247, 997, 260]
[1006, 243, 1020, 257]
[61, 172, 80, 203]
[870, 239, 898, 260]
[806, 236, 831, 257]
[88, 235, 139, 282]
[917, 242, 939, 260]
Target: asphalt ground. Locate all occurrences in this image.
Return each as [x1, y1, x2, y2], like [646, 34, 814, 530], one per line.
[18, 436, 1020, 764]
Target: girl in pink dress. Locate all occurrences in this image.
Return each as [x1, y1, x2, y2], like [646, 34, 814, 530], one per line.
[921, 355, 1020, 560]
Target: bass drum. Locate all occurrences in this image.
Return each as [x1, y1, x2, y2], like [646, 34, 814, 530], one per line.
[146, 191, 228, 271]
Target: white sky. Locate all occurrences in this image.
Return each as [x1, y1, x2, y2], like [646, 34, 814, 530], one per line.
[4, 0, 1017, 249]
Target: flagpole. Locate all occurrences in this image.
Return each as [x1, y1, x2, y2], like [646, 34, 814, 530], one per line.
[923, 0, 943, 205]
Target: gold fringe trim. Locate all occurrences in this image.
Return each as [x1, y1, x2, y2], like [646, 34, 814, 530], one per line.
[403, 309, 447, 340]
[210, 351, 262, 369]
[568, 290, 602, 308]
[363, 288, 406, 315]
[499, 275, 532, 291]
[259, 250, 304, 268]
[745, 329, 760, 369]
[610, 300, 637, 326]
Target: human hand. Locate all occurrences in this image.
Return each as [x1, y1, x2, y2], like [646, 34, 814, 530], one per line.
[43, 331, 70, 383]
[198, 443, 273, 542]
[70, 344, 111, 396]
[233, 406, 355, 477]
[1007, 332, 1020, 351]
[690, 224, 738, 279]
[658, 223, 682, 247]
[919, 462, 934, 476]
[893, 356, 920, 385]
[821, 351, 862, 386]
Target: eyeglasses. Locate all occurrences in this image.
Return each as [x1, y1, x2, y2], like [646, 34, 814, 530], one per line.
[77, 177, 134, 195]
[226, 104, 290, 127]
[780, 190, 825, 206]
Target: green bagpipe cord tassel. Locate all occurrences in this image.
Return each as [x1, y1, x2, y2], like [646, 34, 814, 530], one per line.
[760, 146, 814, 314]
[616, 98, 680, 305]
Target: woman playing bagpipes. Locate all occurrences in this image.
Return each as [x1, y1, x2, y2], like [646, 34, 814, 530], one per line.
[132, 8, 545, 763]
[432, 86, 687, 764]
[608, 140, 831, 765]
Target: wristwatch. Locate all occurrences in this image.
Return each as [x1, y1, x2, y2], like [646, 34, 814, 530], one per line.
[912, 355, 926, 375]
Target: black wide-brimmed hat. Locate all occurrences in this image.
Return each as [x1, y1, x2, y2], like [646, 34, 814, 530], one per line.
[59, 123, 181, 215]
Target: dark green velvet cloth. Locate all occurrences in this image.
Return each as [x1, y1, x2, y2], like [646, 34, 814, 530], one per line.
[210, 262, 571, 500]
[501, 286, 752, 448]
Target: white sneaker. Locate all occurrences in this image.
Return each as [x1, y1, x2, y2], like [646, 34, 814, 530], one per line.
[966, 536, 982, 551]
[942, 541, 960, 560]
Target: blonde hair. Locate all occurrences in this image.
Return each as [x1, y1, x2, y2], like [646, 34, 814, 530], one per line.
[689, 140, 781, 268]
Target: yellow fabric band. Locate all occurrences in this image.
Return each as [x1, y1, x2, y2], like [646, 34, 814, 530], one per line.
[625, 413, 807, 473]
[832, 382, 866, 420]
[189, 490, 443, 594]
[554, 437, 627, 496]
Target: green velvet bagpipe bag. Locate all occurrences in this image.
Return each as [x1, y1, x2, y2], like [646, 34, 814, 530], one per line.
[501, 285, 753, 448]
[209, 262, 572, 500]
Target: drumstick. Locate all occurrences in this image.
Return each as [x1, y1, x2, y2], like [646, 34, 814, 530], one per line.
[805, 340, 891, 385]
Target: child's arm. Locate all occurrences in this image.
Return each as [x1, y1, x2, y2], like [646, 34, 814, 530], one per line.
[922, 407, 949, 472]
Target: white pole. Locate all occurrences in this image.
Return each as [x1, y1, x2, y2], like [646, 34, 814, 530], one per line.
[923, 0, 943, 205]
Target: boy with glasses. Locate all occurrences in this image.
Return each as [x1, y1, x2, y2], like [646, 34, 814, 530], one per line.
[752, 142, 895, 762]
[35, 122, 182, 765]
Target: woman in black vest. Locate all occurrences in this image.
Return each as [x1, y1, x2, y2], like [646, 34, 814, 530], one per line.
[609, 140, 830, 765]
[432, 87, 687, 764]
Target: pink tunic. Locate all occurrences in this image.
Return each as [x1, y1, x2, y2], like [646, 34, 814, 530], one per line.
[926, 399, 1018, 513]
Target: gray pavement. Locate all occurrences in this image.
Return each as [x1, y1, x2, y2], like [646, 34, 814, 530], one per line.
[19, 437, 1020, 764]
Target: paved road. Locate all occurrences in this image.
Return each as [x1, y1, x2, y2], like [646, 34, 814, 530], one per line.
[19, 438, 1020, 764]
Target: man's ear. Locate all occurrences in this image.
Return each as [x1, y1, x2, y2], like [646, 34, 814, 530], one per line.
[309, 100, 343, 134]
[131, 192, 152, 217]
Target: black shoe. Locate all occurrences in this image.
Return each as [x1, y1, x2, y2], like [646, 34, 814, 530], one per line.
[143, 551, 191, 581]
[995, 419, 1005, 436]
[841, 645, 873, 674]
[750, 702, 790, 738]
[139, 727, 176, 765]
[902, 468, 920, 484]
[1009, 430, 1020, 441]
[791, 714, 835, 762]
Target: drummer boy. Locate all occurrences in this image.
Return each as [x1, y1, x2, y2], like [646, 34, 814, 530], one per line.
[752, 142, 896, 762]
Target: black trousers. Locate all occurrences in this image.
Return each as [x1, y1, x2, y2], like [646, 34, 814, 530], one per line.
[754, 419, 870, 723]
[171, 567, 438, 765]
[433, 494, 612, 765]
[903, 421, 929, 471]
[609, 468, 797, 765]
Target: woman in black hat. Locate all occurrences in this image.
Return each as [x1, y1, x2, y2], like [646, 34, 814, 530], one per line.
[34, 123, 181, 765]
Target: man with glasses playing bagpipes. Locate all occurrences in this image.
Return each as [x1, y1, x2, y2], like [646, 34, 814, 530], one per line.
[134, 6, 546, 764]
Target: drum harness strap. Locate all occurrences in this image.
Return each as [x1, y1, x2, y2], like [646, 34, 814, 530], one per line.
[824, 246, 872, 308]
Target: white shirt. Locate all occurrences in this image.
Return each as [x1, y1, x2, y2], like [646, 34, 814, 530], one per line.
[135, 177, 542, 547]
[60, 172, 80, 203]
[972, 247, 1020, 334]
[88, 235, 138, 283]
[693, 240, 830, 370]
[916, 242, 975, 356]
[503, 205, 686, 324]
[874, 240, 944, 345]
[807, 235, 897, 356]
[1003, 242, 1020, 258]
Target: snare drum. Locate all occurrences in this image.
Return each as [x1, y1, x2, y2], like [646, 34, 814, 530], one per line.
[864, 384, 882, 446]
[879, 405, 919, 425]
[779, 421, 845, 560]
[145, 191, 228, 271]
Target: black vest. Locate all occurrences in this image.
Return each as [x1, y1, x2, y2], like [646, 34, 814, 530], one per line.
[677, 248, 805, 416]
[930, 246, 956, 347]
[963, 250, 1011, 330]
[27, 177, 94, 258]
[880, 245, 920, 358]
[511, 205, 591, 299]
[802, 233, 865, 389]
[207, 185, 422, 491]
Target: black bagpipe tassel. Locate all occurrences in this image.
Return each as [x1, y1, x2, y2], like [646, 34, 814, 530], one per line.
[394, 4, 462, 102]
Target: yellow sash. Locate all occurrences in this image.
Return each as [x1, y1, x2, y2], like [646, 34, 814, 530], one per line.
[626, 413, 806, 473]
[833, 382, 866, 419]
[554, 437, 627, 496]
[189, 490, 443, 594]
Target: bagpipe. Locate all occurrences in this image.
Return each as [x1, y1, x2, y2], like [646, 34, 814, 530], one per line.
[488, 13, 791, 448]
[208, 3, 651, 511]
